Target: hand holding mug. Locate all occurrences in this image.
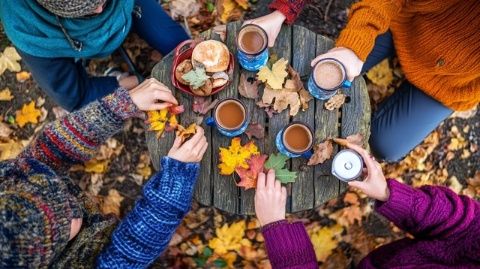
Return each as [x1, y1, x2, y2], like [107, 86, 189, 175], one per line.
[346, 143, 389, 202]
[129, 78, 178, 111]
[168, 126, 208, 163]
[255, 170, 287, 226]
[311, 47, 364, 82]
[243, 11, 286, 48]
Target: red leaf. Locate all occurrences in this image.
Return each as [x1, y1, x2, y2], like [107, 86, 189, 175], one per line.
[192, 97, 219, 115]
[308, 140, 334, 166]
[235, 154, 268, 190]
[245, 123, 265, 139]
[168, 105, 185, 115]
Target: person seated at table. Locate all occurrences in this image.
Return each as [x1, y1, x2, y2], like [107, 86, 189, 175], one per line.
[256, 143, 480, 268]
[0, 0, 189, 111]
[0, 78, 209, 268]
[249, 0, 480, 163]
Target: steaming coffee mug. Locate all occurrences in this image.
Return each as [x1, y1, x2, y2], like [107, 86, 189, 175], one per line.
[236, 24, 269, 71]
[307, 58, 352, 100]
[275, 122, 314, 158]
[206, 98, 250, 137]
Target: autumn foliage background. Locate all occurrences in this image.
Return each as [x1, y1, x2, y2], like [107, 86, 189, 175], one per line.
[0, 0, 479, 268]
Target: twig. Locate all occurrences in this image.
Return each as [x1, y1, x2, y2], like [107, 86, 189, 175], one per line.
[308, 4, 324, 18]
[324, 0, 334, 22]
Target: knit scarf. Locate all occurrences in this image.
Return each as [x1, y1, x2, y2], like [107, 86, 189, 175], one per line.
[0, 0, 135, 58]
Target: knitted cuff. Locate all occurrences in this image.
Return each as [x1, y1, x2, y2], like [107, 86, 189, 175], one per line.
[269, 0, 307, 24]
[336, 29, 376, 61]
[100, 87, 141, 121]
[375, 179, 417, 224]
[263, 221, 318, 269]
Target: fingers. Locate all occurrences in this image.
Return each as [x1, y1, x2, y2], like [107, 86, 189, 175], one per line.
[281, 186, 287, 200]
[266, 169, 275, 189]
[348, 180, 367, 191]
[150, 102, 173, 111]
[192, 135, 208, 155]
[181, 127, 205, 148]
[171, 135, 182, 149]
[257, 172, 266, 190]
[274, 179, 281, 192]
[198, 142, 209, 160]
[346, 143, 377, 172]
[154, 89, 178, 105]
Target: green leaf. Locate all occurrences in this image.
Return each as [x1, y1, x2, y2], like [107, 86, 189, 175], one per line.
[206, 2, 215, 12]
[265, 153, 297, 184]
[203, 247, 213, 257]
[7, 115, 15, 124]
[194, 257, 207, 267]
[182, 67, 209, 89]
[213, 258, 227, 268]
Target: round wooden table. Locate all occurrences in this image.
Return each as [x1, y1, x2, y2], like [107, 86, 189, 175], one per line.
[146, 21, 370, 215]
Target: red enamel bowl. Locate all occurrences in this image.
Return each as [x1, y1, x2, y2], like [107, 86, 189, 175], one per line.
[170, 39, 235, 97]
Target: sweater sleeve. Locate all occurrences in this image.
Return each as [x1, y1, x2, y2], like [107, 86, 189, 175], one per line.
[376, 179, 479, 240]
[262, 220, 317, 269]
[335, 0, 407, 61]
[96, 157, 200, 268]
[19, 87, 139, 175]
[268, 0, 309, 24]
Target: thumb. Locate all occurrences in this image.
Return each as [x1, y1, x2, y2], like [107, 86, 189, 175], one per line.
[150, 103, 172, 111]
[348, 180, 367, 192]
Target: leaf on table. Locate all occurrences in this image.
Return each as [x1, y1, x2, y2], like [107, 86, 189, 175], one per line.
[16, 71, 31, 83]
[238, 73, 260, 99]
[256, 101, 276, 118]
[262, 85, 301, 116]
[192, 97, 219, 115]
[235, 154, 267, 190]
[308, 224, 343, 262]
[84, 159, 110, 173]
[99, 189, 124, 217]
[366, 59, 393, 87]
[169, 0, 200, 19]
[299, 88, 313, 111]
[208, 220, 251, 255]
[245, 123, 264, 139]
[308, 140, 334, 166]
[325, 93, 346, 111]
[333, 133, 364, 147]
[165, 114, 178, 132]
[264, 153, 297, 183]
[169, 105, 185, 115]
[213, 25, 227, 42]
[218, 137, 259, 175]
[182, 67, 209, 89]
[147, 108, 169, 138]
[0, 47, 22, 76]
[257, 58, 288, 90]
[15, 101, 42, 128]
[176, 123, 197, 143]
[0, 88, 14, 101]
[0, 122, 13, 139]
[0, 139, 25, 161]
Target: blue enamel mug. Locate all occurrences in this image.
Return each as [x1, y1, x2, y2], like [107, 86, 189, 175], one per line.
[206, 98, 250, 137]
[236, 24, 269, 71]
[307, 58, 352, 100]
[275, 122, 314, 158]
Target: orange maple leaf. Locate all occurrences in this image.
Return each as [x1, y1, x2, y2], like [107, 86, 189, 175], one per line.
[235, 154, 267, 190]
[218, 137, 259, 175]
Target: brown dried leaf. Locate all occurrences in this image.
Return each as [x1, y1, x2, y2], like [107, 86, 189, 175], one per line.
[329, 204, 363, 227]
[238, 73, 260, 99]
[366, 59, 393, 87]
[308, 140, 334, 166]
[325, 93, 346, 110]
[245, 123, 264, 139]
[213, 25, 227, 42]
[333, 133, 364, 147]
[299, 88, 313, 110]
[99, 189, 124, 217]
[176, 123, 197, 143]
[169, 0, 200, 19]
[0, 122, 13, 139]
[262, 85, 301, 116]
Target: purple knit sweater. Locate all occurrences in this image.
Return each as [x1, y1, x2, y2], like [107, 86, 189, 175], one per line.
[262, 179, 480, 268]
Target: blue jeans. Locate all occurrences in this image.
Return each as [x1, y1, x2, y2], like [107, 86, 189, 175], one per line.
[18, 0, 189, 111]
[364, 32, 453, 162]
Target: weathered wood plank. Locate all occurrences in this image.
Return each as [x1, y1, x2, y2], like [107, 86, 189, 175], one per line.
[290, 25, 317, 212]
[212, 22, 242, 213]
[340, 76, 370, 194]
[313, 35, 340, 208]
[265, 26, 293, 212]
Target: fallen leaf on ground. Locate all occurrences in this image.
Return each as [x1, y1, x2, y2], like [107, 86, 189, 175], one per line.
[217, 0, 245, 23]
[84, 159, 110, 173]
[218, 137, 259, 175]
[0, 122, 13, 139]
[308, 224, 343, 262]
[264, 153, 297, 183]
[257, 58, 288, 90]
[0, 140, 24, 161]
[325, 93, 346, 110]
[177, 123, 197, 143]
[235, 154, 267, 190]
[245, 123, 264, 139]
[262, 85, 301, 116]
[15, 101, 42, 128]
[136, 152, 152, 181]
[234, 0, 249, 9]
[208, 220, 251, 255]
[308, 140, 334, 166]
[169, 0, 200, 19]
[343, 192, 359, 205]
[238, 73, 260, 99]
[193, 97, 219, 115]
[451, 107, 477, 119]
[0, 88, 14, 101]
[0, 47, 22, 75]
[366, 59, 393, 87]
[329, 204, 363, 227]
[99, 189, 124, 217]
[333, 133, 364, 147]
[16, 71, 31, 82]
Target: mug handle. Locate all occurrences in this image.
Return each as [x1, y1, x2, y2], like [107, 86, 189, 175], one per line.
[205, 117, 216, 127]
[342, 80, 352, 89]
[301, 149, 314, 159]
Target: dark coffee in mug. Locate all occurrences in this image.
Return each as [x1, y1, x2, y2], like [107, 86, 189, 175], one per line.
[283, 123, 313, 153]
[313, 60, 345, 90]
[238, 25, 267, 54]
[215, 100, 246, 130]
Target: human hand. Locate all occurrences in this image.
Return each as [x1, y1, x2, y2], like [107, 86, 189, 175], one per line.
[129, 78, 178, 111]
[167, 126, 208, 163]
[346, 143, 389, 202]
[255, 169, 287, 226]
[243, 11, 286, 47]
[119, 75, 140, 90]
[311, 47, 364, 81]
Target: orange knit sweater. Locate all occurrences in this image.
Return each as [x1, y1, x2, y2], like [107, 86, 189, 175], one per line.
[336, 0, 480, 111]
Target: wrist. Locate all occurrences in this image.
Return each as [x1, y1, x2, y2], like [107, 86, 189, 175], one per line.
[272, 10, 286, 23]
[261, 216, 285, 227]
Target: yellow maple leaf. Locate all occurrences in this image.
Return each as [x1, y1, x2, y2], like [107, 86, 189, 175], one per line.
[218, 137, 259, 175]
[136, 152, 152, 180]
[234, 0, 249, 9]
[308, 224, 343, 262]
[366, 59, 393, 87]
[0, 88, 14, 101]
[84, 159, 110, 173]
[147, 108, 169, 137]
[16, 71, 31, 82]
[0, 47, 22, 76]
[15, 101, 41, 128]
[257, 58, 289, 90]
[99, 189, 124, 217]
[218, 0, 242, 23]
[0, 139, 25, 161]
[208, 220, 251, 255]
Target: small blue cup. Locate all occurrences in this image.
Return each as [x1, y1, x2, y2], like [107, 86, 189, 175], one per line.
[237, 24, 269, 71]
[275, 122, 314, 158]
[308, 58, 352, 100]
[206, 98, 250, 137]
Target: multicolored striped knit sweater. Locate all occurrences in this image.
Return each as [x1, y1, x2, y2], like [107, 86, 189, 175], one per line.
[0, 88, 200, 268]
